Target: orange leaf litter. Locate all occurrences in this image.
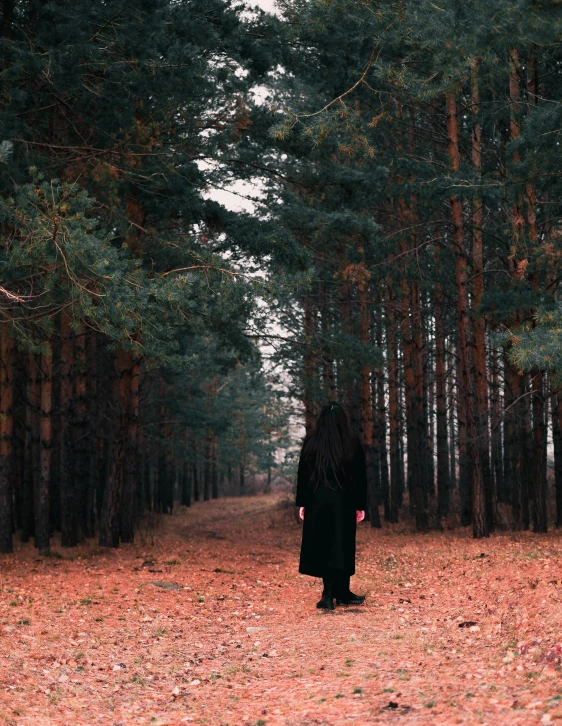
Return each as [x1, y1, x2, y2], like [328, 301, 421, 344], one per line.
[1, 494, 561, 725]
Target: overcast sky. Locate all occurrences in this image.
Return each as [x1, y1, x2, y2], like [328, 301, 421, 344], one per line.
[207, 0, 280, 213]
[251, 0, 279, 12]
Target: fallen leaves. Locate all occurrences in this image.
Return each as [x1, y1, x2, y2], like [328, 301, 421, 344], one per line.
[1, 494, 562, 725]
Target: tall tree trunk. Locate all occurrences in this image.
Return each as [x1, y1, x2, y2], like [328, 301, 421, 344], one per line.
[320, 285, 337, 399]
[99, 352, 130, 547]
[523, 51, 547, 533]
[211, 433, 219, 499]
[490, 348, 504, 505]
[0, 327, 14, 553]
[74, 328, 90, 539]
[376, 324, 389, 521]
[447, 341, 457, 493]
[303, 293, 317, 433]
[386, 285, 401, 523]
[358, 272, 380, 527]
[471, 59, 494, 532]
[204, 430, 212, 501]
[455, 333, 471, 525]
[412, 279, 428, 518]
[181, 431, 191, 507]
[507, 49, 530, 531]
[239, 460, 245, 497]
[552, 388, 562, 528]
[446, 92, 487, 538]
[531, 371, 547, 532]
[421, 295, 434, 503]
[22, 352, 39, 543]
[36, 343, 52, 553]
[120, 357, 140, 543]
[193, 441, 200, 502]
[507, 360, 530, 530]
[401, 266, 427, 530]
[59, 312, 76, 547]
[434, 280, 449, 519]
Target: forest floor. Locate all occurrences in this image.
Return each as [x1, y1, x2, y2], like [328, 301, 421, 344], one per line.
[1, 494, 562, 726]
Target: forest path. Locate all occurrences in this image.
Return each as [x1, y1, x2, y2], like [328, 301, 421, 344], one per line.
[1, 494, 562, 725]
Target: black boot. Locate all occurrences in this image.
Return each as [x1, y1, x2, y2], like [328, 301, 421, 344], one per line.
[334, 573, 365, 606]
[336, 592, 365, 606]
[316, 574, 335, 610]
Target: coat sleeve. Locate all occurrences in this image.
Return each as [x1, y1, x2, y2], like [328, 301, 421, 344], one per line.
[352, 442, 368, 511]
[295, 450, 310, 506]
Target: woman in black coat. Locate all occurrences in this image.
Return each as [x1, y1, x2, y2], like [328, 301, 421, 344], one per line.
[295, 401, 367, 610]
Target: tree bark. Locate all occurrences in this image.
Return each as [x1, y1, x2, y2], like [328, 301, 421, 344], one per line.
[21, 352, 39, 543]
[120, 356, 140, 543]
[531, 371, 547, 532]
[303, 293, 317, 433]
[59, 312, 76, 547]
[552, 389, 562, 528]
[401, 261, 427, 531]
[358, 275, 381, 528]
[471, 59, 494, 532]
[204, 430, 212, 501]
[434, 280, 449, 519]
[99, 352, 131, 547]
[0, 327, 14, 553]
[73, 328, 90, 539]
[490, 348, 504, 505]
[386, 284, 401, 523]
[35, 342, 52, 553]
[446, 92, 487, 538]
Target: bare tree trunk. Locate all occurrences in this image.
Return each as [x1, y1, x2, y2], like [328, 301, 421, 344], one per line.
[0, 328, 14, 553]
[36, 343, 53, 553]
[22, 352, 39, 543]
[552, 388, 562, 528]
[386, 285, 401, 523]
[446, 92, 486, 537]
[99, 352, 131, 547]
[532, 371, 547, 532]
[59, 312, 76, 546]
[447, 340, 457, 493]
[358, 275, 381, 527]
[434, 281, 449, 519]
[211, 433, 219, 499]
[120, 357, 140, 543]
[204, 430, 212, 501]
[303, 293, 317, 433]
[471, 59, 494, 532]
[402, 267, 427, 531]
[321, 285, 337, 400]
[490, 348, 504, 504]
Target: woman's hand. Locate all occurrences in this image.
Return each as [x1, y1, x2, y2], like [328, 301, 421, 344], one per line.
[356, 510, 365, 523]
[299, 507, 305, 520]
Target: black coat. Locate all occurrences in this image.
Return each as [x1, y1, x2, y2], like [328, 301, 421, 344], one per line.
[295, 440, 367, 578]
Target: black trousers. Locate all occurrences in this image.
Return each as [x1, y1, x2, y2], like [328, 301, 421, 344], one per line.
[321, 568, 350, 598]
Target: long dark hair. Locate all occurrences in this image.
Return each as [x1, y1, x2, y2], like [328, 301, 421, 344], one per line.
[301, 401, 353, 489]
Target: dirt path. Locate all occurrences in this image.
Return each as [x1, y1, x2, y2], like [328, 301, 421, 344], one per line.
[1, 494, 562, 725]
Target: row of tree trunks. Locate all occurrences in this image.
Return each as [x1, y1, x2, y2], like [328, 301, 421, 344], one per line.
[1, 322, 239, 553]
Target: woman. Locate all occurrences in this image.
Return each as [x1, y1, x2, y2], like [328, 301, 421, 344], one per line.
[296, 401, 367, 610]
